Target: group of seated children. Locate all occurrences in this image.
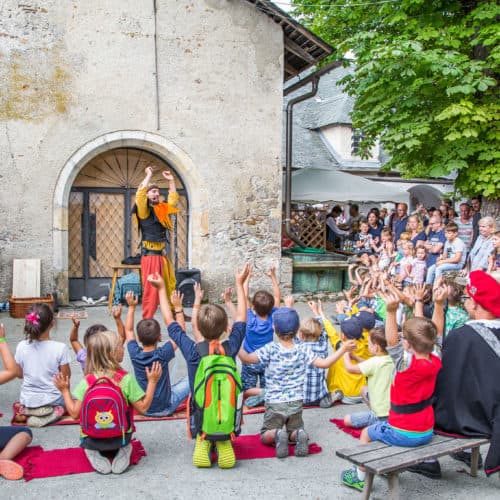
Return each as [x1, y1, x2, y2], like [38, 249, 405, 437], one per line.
[0, 262, 456, 488]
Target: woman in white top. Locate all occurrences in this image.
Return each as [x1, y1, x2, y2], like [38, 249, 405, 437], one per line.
[466, 216, 497, 272]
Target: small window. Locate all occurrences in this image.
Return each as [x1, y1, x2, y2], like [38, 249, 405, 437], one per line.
[351, 129, 365, 156]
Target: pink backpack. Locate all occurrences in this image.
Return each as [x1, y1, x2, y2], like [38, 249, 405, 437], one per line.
[80, 370, 132, 444]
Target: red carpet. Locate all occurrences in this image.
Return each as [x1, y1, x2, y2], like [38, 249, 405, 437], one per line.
[13, 439, 146, 481]
[233, 434, 322, 460]
[330, 418, 362, 439]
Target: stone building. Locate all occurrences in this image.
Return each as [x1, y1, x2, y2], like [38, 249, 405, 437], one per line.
[0, 0, 330, 302]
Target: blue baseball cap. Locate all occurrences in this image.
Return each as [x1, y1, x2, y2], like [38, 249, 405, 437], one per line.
[355, 311, 376, 331]
[272, 307, 300, 336]
[340, 316, 363, 340]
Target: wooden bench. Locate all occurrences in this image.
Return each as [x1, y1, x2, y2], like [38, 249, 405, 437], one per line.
[336, 434, 490, 500]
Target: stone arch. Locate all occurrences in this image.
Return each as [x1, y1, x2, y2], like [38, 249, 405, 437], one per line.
[53, 130, 207, 302]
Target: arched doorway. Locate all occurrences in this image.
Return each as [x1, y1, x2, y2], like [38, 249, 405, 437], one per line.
[68, 147, 188, 301]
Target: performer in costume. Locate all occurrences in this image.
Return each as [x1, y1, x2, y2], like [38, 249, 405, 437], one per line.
[133, 166, 178, 319]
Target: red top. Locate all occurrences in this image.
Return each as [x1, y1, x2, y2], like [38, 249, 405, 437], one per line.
[389, 353, 442, 432]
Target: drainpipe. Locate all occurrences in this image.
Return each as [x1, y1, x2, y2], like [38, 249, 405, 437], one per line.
[283, 60, 343, 247]
[284, 77, 319, 247]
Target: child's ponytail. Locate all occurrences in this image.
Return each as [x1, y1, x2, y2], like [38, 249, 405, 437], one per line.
[24, 303, 54, 342]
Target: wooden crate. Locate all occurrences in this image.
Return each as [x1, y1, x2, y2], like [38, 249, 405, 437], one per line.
[9, 295, 54, 319]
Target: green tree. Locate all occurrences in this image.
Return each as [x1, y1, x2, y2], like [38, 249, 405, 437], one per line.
[292, 0, 499, 198]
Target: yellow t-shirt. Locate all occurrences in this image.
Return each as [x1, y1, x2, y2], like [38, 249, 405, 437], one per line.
[324, 317, 371, 397]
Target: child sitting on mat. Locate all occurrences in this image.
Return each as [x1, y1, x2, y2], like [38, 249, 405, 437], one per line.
[124, 290, 189, 417]
[240, 307, 356, 459]
[54, 330, 162, 475]
[14, 303, 71, 427]
[150, 264, 250, 470]
[342, 327, 393, 430]
[69, 305, 125, 372]
[0, 324, 33, 480]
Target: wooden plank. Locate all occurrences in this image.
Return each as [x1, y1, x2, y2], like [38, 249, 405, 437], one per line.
[12, 259, 41, 298]
[361, 438, 489, 474]
[337, 440, 393, 458]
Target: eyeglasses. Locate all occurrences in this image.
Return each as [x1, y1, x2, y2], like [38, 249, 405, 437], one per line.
[461, 295, 471, 301]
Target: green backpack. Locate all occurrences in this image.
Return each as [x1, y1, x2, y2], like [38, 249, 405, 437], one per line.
[192, 340, 243, 441]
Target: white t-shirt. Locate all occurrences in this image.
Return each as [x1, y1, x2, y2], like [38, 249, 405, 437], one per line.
[444, 237, 467, 267]
[15, 340, 72, 407]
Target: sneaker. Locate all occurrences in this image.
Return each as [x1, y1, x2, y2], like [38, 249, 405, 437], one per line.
[245, 390, 265, 408]
[319, 393, 333, 408]
[84, 449, 112, 474]
[111, 443, 133, 474]
[27, 406, 65, 428]
[451, 450, 483, 468]
[192, 435, 212, 468]
[0, 459, 24, 480]
[275, 429, 289, 459]
[294, 429, 309, 457]
[407, 460, 442, 479]
[215, 440, 236, 469]
[331, 390, 344, 404]
[23, 405, 54, 417]
[341, 467, 365, 492]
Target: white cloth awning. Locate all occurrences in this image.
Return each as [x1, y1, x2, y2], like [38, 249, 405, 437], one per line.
[289, 168, 409, 204]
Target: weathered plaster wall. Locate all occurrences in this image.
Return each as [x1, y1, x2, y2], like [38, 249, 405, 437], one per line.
[0, 0, 284, 300]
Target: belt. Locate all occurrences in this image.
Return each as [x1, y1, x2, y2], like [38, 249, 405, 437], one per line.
[141, 248, 165, 256]
[390, 397, 433, 414]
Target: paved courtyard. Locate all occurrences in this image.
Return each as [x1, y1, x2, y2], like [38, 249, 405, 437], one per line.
[0, 303, 498, 499]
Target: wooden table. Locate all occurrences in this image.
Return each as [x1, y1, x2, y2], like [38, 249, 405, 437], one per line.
[108, 264, 142, 311]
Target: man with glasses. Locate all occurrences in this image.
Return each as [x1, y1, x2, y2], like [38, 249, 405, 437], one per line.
[408, 271, 500, 479]
[424, 216, 446, 284]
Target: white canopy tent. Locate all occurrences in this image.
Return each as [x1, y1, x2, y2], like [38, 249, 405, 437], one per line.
[290, 168, 409, 204]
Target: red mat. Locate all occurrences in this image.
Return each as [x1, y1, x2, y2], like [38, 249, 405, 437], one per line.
[13, 439, 146, 481]
[233, 434, 322, 460]
[330, 418, 362, 439]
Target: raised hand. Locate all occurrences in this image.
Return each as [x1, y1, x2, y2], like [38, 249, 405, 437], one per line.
[221, 286, 232, 303]
[148, 272, 165, 289]
[71, 314, 80, 329]
[235, 262, 251, 285]
[111, 304, 123, 319]
[125, 290, 138, 307]
[284, 295, 295, 307]
[171, 290, 184, 311]
[162, 170, 174, 182]
[307, 300, 320, 316]
[380, 289, 400, 313]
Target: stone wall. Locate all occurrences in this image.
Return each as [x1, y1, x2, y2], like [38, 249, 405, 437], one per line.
[0, 0, 284, 301]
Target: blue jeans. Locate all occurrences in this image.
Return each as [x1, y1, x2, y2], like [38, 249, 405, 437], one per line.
[349, 411, 387, 429]
[367, 421, 433, 447]
[426, 262, 463, 284]
[145, 376, 190, 417]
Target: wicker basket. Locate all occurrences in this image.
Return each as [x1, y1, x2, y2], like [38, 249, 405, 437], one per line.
[9, 295, 54, 319]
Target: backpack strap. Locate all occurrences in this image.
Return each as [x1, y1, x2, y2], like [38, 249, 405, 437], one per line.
[85, 374, 97, 386]
[196, 340, 231, 358]
[468, 323, 500, 359]
[112, 369, 127, 384]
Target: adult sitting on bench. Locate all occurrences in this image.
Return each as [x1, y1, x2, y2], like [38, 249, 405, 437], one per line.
[408, 270, 500, 479]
